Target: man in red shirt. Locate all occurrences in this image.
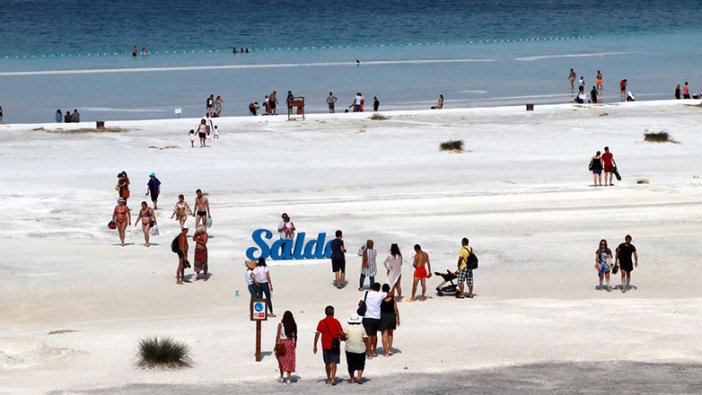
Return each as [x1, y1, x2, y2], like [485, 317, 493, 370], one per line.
[601, 146, 617, 186]
[314, 305, 343, 385]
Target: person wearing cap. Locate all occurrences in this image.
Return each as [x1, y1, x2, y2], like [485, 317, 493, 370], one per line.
[111, 198, 131, 246]
[176, 225, 190, 285]
[277, 213, 296, 258]
[146, 173, 161, 210]
[343, 313, 369, 384]
[314, 305, 343, 386]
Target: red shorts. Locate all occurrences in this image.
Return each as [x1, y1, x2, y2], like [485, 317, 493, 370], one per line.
[414, 266, 428, 279]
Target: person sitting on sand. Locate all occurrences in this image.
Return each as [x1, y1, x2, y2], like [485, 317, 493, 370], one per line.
[595, 239, 613, 291]
[171, 194, 192, 227]
[275, 311, 298, 384]
[408, 244, 432, 302]
[358, 240, 377, 290]
[314, 305, 343, 386]
[193, 189, 211, 228]
[176, 225, 189, 285]
[64, 111, 72, 123]
[379, 283, 400, 357]
[431, 94, 444, 109]
[55, 109, 62, 123]
[383, 244, 403, 299]
[71, 109, 80, 123]
[112, 198, 131, 246]
[253, 258, 276, 317]
[193, 225, 209, 280]
[135, 201, 156, 247]
[343, 313, 368, 384]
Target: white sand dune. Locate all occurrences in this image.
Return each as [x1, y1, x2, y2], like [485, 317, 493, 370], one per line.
[1, 100, 702, 393]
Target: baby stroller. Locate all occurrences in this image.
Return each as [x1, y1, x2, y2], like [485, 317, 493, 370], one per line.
[435, 270, 459, 296]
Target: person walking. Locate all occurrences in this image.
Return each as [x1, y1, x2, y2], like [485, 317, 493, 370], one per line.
[171, 194, 192, 227]
[193, 189, 211, 228]
[620, 79, 628, 101]
[269, 91, 278, 115]
[596, 70, 603, 91]
[146, 172, 161, 210]
[253, 257, 276, 317]
[175, 225, 189, 284]
[383, 244, 403, 299]
[595, 239, 613, 291]
[568, 68, 577, 91]
[314, 305, 344, 386]
[116, 171, 131, 202]
[275, 311, 298, 384]
[277, 213, 295, 257]
[214, 95, 223, 117]
[206, 94, 215, 116]
[408, 244, 432, 302]
[112, 198, 131, 246]
[601, 146, 617, 186]
[360, 282, 385, 358]
[197, 119, 208, 147]
[683, 81, 691, 99]
[343, 314, 368, 384]
[326, 92, 337, 113]
[578, 76, 585, 94]
[357, 240, 377, 290]
[675, 84, 682, 100]
[135, 201, 156, 247]
[456, 238, 475, 298]
[286, 90, 295, 117]
[589, 151, 604, 186]
[373, 96, 380, 112]
[615, 235, 638, 293]
[193, 225, 209, 281]
[330, 230, 346, 288]
[379, 283, 400, 357]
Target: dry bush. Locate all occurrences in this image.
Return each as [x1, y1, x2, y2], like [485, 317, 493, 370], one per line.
[637, 179, 649, 184]
[137, 336, 191, 369]
[440, 140, 464, 152]
[644, 132, 678, 144]
[47, 127, 127, 134]
[370, 113, 389, 121]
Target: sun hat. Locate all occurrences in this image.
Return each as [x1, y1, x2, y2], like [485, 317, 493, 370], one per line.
[149, 172, 155, 177]
[182, 224, 189, 230]
[348, 313, 362, 324]
[117, 198, 126, 204]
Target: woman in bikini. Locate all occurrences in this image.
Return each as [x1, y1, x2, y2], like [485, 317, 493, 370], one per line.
[112, 198, 131, 246]
[193, 225, 209, 280]
[135, 201, 156, 247]
[171, 194, 192, 227]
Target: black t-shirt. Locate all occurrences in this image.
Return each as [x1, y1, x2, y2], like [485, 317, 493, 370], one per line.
[330, 238, 345, 260]
[381, 298, 394, 314]
[617, 243, 636, 264]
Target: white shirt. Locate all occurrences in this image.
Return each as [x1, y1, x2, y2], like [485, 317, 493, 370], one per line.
[362, 291, 387, 319]
[244, 269, 254, 285]
[354, 95, 362, 105]
[344, 324, 368, 354]
[253, 266, 269, 283]
[278, 221, 294, 240]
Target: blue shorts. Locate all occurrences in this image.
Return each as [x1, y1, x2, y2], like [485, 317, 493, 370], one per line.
[597, 262, 610, 277]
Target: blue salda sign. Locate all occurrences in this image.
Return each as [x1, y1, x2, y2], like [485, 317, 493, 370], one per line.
[246, 229, 333, 260]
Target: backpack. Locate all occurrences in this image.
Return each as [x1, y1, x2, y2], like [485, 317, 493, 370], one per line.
[464, 246, 478, 270]
[171, 235, 180, 253]
[588, 158, 593, 171]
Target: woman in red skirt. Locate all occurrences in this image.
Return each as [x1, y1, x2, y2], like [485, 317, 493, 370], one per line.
[275, 311, 297, 384]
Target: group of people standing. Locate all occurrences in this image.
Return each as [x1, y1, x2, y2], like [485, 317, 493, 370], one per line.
[205, 94, 224, 117]
[594, 235, 639, 292]
[674, 82, 694, 100]
[55, 109, 80, 123]
[569, 69, 605, 104]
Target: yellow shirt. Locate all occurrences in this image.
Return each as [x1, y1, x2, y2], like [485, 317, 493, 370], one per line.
[458, 246, 473, 270]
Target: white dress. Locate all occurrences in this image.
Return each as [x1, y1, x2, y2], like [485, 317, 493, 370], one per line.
[384, 255, 402, 287]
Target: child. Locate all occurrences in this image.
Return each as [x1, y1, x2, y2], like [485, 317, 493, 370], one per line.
[213, 125, 220, 139]
[188, 129, 195, 148]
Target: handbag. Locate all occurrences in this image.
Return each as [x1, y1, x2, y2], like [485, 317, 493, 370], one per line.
[107, 221, 116, 230]
[357, 291, 368, 316]
[324, 320, 341, 354]
[274, 342, 286, 357]
[150, 225, 159, 236]
[612, 265, 619, 275]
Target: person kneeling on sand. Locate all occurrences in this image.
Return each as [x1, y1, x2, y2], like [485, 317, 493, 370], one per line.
[193, 225, 209, 281]
[343, 314, 369, 384]
[360, 282, 386, 358]
[408, 244, 432, 302]
[314, 305, 344, 386]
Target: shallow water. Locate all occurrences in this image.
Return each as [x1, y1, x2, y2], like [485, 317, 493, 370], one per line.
[1, 0, 701, 123]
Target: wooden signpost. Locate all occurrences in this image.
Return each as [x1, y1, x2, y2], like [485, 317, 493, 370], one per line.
[250, 298, 267, 362]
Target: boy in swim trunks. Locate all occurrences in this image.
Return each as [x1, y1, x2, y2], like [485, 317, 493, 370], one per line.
[408, 244, 432, 302]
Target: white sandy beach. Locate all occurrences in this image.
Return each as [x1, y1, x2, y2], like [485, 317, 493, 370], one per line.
[1, 101, 702, 394]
